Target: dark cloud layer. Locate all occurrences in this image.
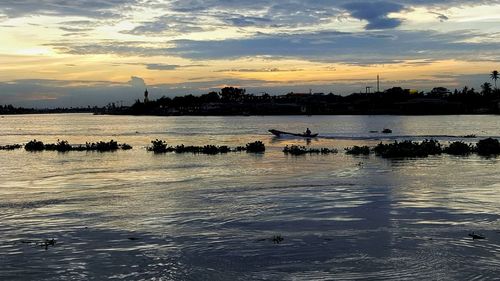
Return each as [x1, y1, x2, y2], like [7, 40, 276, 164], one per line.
[49, 28, 499, 64]
[3, 0, 497, 29]
[343, 2, 405, 29]
[0, 0, 136, 18]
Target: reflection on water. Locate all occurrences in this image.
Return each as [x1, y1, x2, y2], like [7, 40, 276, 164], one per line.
[1, 114, 500, 280]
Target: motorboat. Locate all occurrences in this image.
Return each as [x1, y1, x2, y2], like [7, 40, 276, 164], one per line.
[268, 129, 318, 138]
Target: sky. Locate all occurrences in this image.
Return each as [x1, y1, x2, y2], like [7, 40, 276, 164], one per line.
[0, 0, 499, 107]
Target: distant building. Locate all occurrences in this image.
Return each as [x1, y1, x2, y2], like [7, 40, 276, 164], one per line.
[144, 89, 149, 103]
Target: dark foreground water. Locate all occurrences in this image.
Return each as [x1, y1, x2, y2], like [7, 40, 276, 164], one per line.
[1, 114, 500, 280]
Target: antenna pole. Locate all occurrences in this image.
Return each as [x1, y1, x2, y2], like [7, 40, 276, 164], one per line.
[377, 74, 380, 93]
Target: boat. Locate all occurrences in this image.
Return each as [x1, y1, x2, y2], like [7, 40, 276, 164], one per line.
[382, 128, 392, 134]
[268, 129, 318, 138]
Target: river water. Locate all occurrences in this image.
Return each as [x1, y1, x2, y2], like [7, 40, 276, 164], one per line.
[1, 114, 500, 280]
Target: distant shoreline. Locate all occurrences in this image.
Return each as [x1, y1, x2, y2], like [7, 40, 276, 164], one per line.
[3, 85, 500, 116]
[97, 86, 500, 116]
[2, 112, 500, 117]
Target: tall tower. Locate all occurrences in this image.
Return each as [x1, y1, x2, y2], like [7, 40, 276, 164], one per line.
[144, 88, 149, 103]
[377, 75, 380, 93]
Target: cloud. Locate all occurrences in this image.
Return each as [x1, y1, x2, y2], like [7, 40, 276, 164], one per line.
[343, 1, 405, 29]
[0, 0, 136, 18]
[59, 27, 93, 32]
[146, 64, 180, 70]
[162, 0, 496, 30]
[47, 27, 500, 65]
[223, 16, 272, 27]
[214, 68, 304, 73]
[128, 76, 146, 88]
[429, 11, 449, 22]
[144, 63, 205, 70]
[120, 14, 208, 36]
[48, 40, 172, 56]
[166, 30, 499, 62]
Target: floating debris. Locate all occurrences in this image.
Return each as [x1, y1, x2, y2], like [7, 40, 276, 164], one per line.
[121, 143, 133, 150]
[20, 238, 57, 250]
[469, 232, 485, 240]
[39, 238, 56, 250]
[0, 144, 22, 150]
[272, 235, 284, 244]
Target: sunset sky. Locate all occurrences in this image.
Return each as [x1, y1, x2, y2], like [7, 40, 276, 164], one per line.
[1, 0, 499, 107]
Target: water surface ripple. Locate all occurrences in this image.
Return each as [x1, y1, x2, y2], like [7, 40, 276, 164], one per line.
[1, 114, 500, 280]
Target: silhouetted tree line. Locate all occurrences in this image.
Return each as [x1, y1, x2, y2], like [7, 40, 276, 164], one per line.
[0, 104, 98, 115]
[113, 84, 500, 116]
[3, 70, 499, 116]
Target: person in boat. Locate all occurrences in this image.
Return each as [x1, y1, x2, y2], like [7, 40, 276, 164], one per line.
[305, 128, 312, 136]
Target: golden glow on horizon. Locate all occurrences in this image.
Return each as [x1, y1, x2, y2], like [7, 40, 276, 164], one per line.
[1, 51, 498, 90]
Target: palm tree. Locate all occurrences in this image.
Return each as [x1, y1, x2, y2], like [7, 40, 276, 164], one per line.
[481, 82, 492, 95]
[491, 70, 499, 89]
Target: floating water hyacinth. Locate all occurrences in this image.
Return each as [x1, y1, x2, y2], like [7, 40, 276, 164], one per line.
[148, 140, 266, 154]
[283, 145, 337, 155]
[345, 145, 371, 155]
[24, 139, 132, 152]
[0, 144, 22, 150]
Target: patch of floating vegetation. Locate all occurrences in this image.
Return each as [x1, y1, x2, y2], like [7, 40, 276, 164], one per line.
[245, 141, 266, 153]
[147, 139, 172, 153]
[371, 138, 500, 158]
[373, 139, 442, 158]
[476, 137, 500, 156]
[283, 145, 338, 155]
[285, 138, 499, 158]
[24, 139, 132, 152]
[174, 144, 231, 154]
[5, 137, 500, 159]
[147, 139, 265, 154]
[0, 144, 22, 150]
[24, 139, 44, 151]
[443, 141, 474, 156]
[345, 145, 370, 155]
[460, 134, 476, 138]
